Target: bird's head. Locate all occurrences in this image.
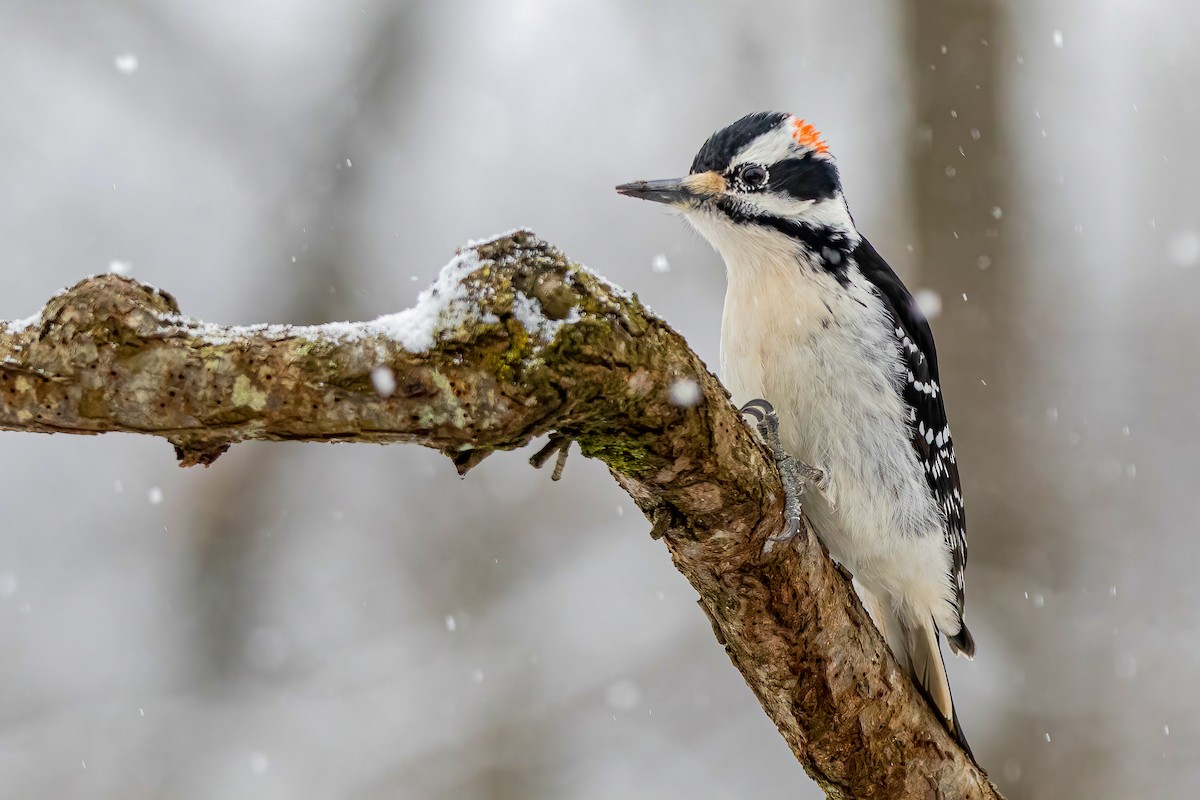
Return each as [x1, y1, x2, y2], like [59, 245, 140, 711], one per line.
[617, 112, 858, 270]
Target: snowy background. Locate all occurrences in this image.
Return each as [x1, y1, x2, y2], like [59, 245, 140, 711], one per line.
[1, 2, 1198, 798]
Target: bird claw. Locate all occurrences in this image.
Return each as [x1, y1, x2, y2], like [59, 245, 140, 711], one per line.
[770, 455, 806, 544]
[739, 399, 824, 545]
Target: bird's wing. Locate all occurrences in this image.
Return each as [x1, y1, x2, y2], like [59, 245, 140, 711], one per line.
[852, 238, 973, 657]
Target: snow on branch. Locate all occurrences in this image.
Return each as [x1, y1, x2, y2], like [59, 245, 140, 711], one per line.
[0, 230, 1002, 799]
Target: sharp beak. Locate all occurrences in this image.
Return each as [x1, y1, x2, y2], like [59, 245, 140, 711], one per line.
[615, 178, 695, 206]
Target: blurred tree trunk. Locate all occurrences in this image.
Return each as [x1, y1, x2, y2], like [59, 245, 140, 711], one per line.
[905, 3, 1096, 793]
[906, 0, 1018, 762]
[906, 1, 1016, 543]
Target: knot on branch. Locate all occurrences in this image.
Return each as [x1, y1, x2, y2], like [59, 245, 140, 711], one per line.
[38, 275, 181, 351]
[170, 438, 231, 467]
[472, 232, 582, 322]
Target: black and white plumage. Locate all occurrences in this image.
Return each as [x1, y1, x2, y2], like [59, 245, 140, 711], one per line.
[854, 238, 973, 660]
[617, 111, 974, 749]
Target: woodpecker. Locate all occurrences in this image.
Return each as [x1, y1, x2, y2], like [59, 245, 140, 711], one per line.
[617, 111, 975, 749]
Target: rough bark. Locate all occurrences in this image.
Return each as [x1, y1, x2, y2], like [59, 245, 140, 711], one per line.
[0, 231, 1002, 799]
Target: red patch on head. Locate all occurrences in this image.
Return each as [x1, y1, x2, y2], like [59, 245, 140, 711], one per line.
[791, 117, 829, 155]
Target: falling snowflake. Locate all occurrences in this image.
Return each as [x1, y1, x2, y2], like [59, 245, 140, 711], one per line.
[370, 366, 397, 398]
[248, 752, 269, 776]
[914, 289, 942, 319]
[1167, 231, 1200, 268]
[113, 53, 139, 74]
[668, 378, 702, 408]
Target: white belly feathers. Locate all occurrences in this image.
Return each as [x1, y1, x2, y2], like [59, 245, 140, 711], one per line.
[719, 255, 957, 633]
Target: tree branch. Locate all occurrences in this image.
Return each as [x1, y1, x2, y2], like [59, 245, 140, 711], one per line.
[0, 230, 1002, 799]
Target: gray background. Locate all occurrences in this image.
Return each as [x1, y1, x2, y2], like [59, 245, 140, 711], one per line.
[1, 1, 1197, 798]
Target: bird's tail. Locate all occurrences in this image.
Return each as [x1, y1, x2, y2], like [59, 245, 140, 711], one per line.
[861, 589, 972, 756]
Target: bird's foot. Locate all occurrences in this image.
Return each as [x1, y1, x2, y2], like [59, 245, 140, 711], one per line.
[529, 433, 573, 481]
[739, 399, 825, 543]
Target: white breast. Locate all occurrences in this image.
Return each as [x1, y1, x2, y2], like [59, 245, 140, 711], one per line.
[714, 234, 957, 633]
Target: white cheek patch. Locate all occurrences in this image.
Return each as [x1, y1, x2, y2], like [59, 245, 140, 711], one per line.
[748, 190, 815, 220]
[798, 196, 858, 237]
[734, 192, 858, 241]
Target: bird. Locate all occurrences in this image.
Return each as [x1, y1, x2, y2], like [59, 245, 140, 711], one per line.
[616, 111, 975, 751]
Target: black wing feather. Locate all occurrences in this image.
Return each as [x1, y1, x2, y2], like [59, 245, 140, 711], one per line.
[853, 238, 973, 657]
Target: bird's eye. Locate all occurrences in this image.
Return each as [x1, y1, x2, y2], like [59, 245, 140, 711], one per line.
[738, 164, 769, 189]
